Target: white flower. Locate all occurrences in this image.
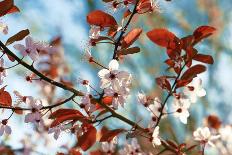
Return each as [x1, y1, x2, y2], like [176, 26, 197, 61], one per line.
[0, 120, 11, 136]
[48, 125, 65, 140]
[24, 97, 43, 124]
[119, 138, 142, 155]
[0, 22, 8, 35]
[184, 78, 206, 103]
[89, 25, 101, 39]
[104, 80, 129, 109]
[101, 141, 116, 154]
[98, 59, 130, 89]
[0, 58, 7, 85]
[14, 36, 41, 61]
[173, 98, 191, 124]
[219, 125, 232, 143]
[148, 97, 165, 117]
[152, 126, 161, 147]
[193, 127, 220, 147]
[137, 91, 150, 107]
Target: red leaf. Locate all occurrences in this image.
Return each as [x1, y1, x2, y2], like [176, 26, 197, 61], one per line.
[147, 28, 180, 49]
[50, 114, 86, 128]
[0, 86, 12, 107]
[0, 0, 13, 17]
[156, 76, 171, 92]
[5, 5, 20, 14]
[49, 109, 85, 128]
[176, 79, 193, 88]
[49, 109, 83, 119]
[5, 29, 30, 46]
[117, 47, 140, 56]
[181, 64, 206, 81]
[87, 10, 117, 27]
[192, 26, 216, 45]
[99, 126, 124, 142]
[77, 125, 97, 151]
[193, 54, 214, 64]
[122, 28, 142, 48]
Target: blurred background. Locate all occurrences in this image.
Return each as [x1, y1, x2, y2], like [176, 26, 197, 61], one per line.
[0, 0, 232, 154]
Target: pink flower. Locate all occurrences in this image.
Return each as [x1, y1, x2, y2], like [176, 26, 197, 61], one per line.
[0, 119, 11, 136]
[0, 22, 8, 35]
[98, 59, 130, 89]
[137, 91, 150, 107]
[0, 58, 7, 85]
[24, 97, 43, 124]
[119, 138, 144, 155]
[80, 94, 96, 112]
[101, 140, 116, 154]
[104, 80, 129, 109]
[48, 124, 65, 140]
[89, 25, 101, 39]
[193, 127, 220, 147]
[173, 98, 191, 124]
[13, 36, 41, 61]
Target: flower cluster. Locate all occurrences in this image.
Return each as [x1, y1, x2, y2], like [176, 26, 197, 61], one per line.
[98, 59, 131, 109]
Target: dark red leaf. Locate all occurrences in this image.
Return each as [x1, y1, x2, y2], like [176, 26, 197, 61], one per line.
[122, 28, 142, 48]
[87, 10, 117, 27]
[156, 76, 171, 92]
[193, 54, 214, 64]
[0, 86, 12, 107]
[176, 79, 192, 88]
[192, 26, 216, 45]
[50, 114, 86, 128]
[49, 109, 83, 119]
[5, 29, 30, 46]
[100, 126, 124, 142]
[117, 47, 140, 56]
[147, 28, 180, 49]
[77, 125, 97, 151]
[0, 0, 13, 17]
[181, 64, 206, 81]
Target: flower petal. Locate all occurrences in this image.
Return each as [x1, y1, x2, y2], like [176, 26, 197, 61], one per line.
[109, 59, 119, 71]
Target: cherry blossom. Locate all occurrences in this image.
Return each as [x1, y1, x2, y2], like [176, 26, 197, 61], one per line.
[13, 90, 27, 105]
[0, 119, 11, 136]
[48, 124, 65, 140]
[13, 36, 41, 61]
[0, 58, 7, 85]
[101, 140, 117, 155]
[0, 22, 8, 34]
[148, 97, 165, 117]
[137, 91, 151, 107]
[152, 126, 161, 147]
[89, 25, 101, 39]
[98, 59, 130, 89]
[104, 80, 129, 109]
[80, 94, 95, 112]
[119, 138, 144, 155]
[24, 97, 43, 124]
[184, 78, 206, 103]
[172, 98, 191, 124]
[193, 127, 220, 147]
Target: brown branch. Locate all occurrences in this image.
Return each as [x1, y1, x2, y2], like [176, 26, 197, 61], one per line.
[0, 94, 76, 111]
[112, 0, 139, 59]
[155, 64, 186, 127]
[0, 41, 83, 97]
